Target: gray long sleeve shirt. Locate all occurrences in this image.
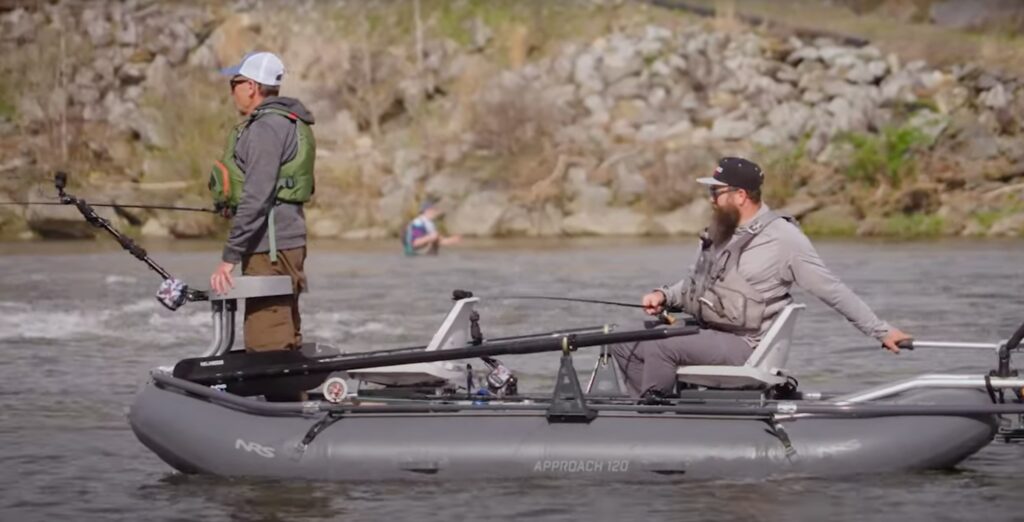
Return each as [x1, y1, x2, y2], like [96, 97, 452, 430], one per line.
[222, 97, 314, 264]
[661, 204, 893, 345]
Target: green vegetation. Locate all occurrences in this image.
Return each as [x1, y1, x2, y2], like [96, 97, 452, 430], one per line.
[838, 125, 929, 187]
[760, 136, 810, 205]
[0, 81, 15, 121]
[972, 209, 1007, 230]
[323, 0, 680, 67]
[881, 213, 945, 237]
[800, 215, 859, 237]
[971, 205, 1024, 231]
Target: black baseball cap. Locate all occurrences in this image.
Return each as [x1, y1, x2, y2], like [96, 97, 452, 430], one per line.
[696, 157, 764, 192]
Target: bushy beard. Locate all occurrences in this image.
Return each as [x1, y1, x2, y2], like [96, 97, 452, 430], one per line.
[709, 203, 740, 246]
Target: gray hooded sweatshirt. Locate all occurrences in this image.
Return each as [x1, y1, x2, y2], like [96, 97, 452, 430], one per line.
[221, 96, 315, 264]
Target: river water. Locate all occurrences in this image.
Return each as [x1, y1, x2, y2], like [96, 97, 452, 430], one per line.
[2, 237, 1024, 521]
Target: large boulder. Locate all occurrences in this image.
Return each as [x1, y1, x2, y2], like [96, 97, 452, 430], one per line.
[988, 212, 1024, 237]
[376, 186, 416, 232]
[23, 205, 109, 239]
[306, 208, 345, 239]
[448, 191, 509, 237]
[711, 116, 757, 140]
[599, 37, 643, 85]
[930, 0, 1024, 32]
[563, 207, 651, 236]
[612, 164, 647, 205]
[424, 172, 477, 200]
[651, 198, 708, 236]
[778, 195, 822, 221]
[140, 218, 171, 238]
[948, 119, 1001, 161]
[205, 14, 260, 68]
[499, 203, 563, 237]
[166, 211, 217, 238]
[568, 184, 612, 214]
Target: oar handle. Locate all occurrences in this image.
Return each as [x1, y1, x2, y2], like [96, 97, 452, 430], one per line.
[885, 340, 1003, 351]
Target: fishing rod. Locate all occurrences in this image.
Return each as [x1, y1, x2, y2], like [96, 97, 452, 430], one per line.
[451, 290, 684, 325]
[0, 200, 216, 213]
[51, 171, 207, 309]
[500, 295, 645, 309]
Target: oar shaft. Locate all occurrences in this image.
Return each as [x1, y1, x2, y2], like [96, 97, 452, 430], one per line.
[911, 341, 1002, 350]
[180, 324, 700, 385]
[893, 340, 1003, 351]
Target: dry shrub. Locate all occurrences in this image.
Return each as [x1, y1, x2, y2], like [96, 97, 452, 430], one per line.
[643, 145, 719, 212]
[140, 67, 237, 187]
[337, 44, 412, 138]
[469, 81, 568, 157]
[1, 10, 95, 179]
[515, 153, 595, 207]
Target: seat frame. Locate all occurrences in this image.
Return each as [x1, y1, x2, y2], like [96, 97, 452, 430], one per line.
[675, 303, 806, 390]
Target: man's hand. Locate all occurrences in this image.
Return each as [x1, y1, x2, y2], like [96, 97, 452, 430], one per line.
[210, 261, 237, 295]
[440, 235, 462, 246]
[882, 328, 912, 353]
[642, 291, 667, 316]
[412, 233, 440, 249]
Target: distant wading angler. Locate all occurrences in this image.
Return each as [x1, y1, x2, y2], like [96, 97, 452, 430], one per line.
[402, 200, 461, 256]
[207, 52, 316, 399]
[612, 157, 913, 401]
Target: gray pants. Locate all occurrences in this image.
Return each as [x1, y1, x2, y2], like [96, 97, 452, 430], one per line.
[611, 328, 752, 397]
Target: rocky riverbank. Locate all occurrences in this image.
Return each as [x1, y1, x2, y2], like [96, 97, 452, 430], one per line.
[1, 0, 1023, 241]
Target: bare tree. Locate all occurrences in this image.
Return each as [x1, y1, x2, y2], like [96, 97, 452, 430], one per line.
[337, 11, 409, 139]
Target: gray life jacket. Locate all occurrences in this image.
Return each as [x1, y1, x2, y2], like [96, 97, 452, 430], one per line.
[682, 210, 793, 336]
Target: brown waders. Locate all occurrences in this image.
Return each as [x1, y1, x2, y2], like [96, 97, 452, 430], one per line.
[241, 246, 307, 401]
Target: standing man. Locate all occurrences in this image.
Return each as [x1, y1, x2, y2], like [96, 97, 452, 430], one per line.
[612, 157, 911, 401]
[208, 52, 316, 365]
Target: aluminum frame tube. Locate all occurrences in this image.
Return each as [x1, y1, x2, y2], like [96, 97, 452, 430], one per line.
[832, 374, 1024, 404]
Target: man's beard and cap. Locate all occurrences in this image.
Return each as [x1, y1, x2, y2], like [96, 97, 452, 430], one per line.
[696, 157, 765, 246]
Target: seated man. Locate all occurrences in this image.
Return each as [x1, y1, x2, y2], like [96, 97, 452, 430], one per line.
[611, 157, 911, 400]
[402, 200, 461, 256]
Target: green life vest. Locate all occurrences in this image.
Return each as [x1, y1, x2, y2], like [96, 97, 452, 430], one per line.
[208, 107, 315, 262]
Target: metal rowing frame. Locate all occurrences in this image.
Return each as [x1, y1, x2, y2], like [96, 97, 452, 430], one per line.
[202, 275, 294, 357]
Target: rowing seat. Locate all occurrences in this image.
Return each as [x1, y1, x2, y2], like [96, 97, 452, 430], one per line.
[676, 303, 806, 390]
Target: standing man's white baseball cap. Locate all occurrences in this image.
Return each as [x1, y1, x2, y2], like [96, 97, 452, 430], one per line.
[220, 52, 285, 86]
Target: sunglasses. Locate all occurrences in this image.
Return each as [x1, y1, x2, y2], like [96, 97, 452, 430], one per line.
[708, 186, 739, 199]
[229, 77, 251, 91]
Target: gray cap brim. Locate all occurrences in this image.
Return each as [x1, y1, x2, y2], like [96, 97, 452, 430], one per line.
[695, 177, 728, 186]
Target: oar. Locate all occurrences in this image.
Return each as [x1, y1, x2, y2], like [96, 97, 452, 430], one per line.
[835, 340, 1006, 357]
[890, 340, 1002, 351]
[174, 323, 700, 386]
[176, 324, 615, 382]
